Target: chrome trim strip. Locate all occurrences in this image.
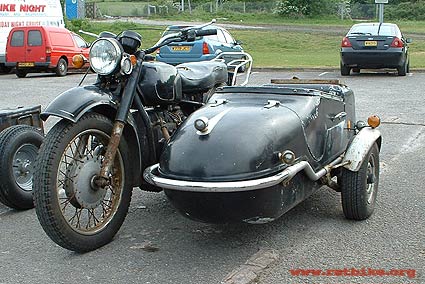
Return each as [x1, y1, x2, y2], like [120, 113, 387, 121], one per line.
[143, 156, 343, 193]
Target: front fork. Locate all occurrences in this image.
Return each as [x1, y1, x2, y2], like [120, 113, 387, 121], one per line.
[95, 60, 143, 188]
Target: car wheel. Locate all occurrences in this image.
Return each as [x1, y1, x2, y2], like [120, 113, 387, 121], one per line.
[397, 60, 407, 76]
[16, 69, 27, 78]
[0, 125, 44, 210]
[340, 142, 379, 220]
[340, 62, 350, 76]
[55, 58, 68, 77]
[0, 64, 11, 74]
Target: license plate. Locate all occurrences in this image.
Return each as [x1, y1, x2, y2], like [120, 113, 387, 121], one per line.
[171, 46, 191, 52]
[364, 41, 377, 47]
[18, 62, 34, 67]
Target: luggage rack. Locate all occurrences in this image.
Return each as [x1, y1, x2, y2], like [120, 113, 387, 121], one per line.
[211, 51, 252, 86]
[271, 78, 343, 85]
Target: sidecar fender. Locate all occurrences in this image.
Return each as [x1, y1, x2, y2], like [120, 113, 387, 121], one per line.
[40, 86, 115, 122]
[343, 127, 382, 172]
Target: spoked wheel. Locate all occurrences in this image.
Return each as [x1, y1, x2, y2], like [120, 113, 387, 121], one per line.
[34, 114, 132, 252]
[0, 125, 43, 210]
[340, 143, 380, 220]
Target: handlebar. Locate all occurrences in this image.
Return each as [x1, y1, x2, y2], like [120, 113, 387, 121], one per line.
[195, 29, 217, 37]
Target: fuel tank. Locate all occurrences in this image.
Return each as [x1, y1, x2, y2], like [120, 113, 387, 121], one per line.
[138, 61, 182, 106]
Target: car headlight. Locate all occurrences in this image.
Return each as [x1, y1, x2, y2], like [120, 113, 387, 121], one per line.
[89, 38, 122, 75]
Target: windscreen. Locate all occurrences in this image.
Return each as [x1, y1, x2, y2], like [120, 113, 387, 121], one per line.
[348, 24, 398, 36]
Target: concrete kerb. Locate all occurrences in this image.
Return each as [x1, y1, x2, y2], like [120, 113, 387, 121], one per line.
[252, 67, 425, 73]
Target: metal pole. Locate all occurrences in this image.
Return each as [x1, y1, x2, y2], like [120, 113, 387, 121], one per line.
[378, 4, 384, 23]
[181, 0, 184, 12]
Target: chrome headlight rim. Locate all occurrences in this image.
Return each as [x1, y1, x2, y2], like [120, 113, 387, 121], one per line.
[89, 38, 123, 76]
[120, 55, 133, 75]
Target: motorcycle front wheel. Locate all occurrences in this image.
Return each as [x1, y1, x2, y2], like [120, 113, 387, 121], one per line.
[34, 113, 132, 252]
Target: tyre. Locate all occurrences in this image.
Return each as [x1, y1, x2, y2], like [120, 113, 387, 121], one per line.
[0, 64, 12, 74]
[0, 125, 43, 210]
[33, 113, 132, 252]
[340, 142, 379, 220]
[16, 69, 27, 78]
[397, 60, 407, 76]
[340, 62, 350, 76]
[55, 58, 68, 77]
[406, 57, 410, 74]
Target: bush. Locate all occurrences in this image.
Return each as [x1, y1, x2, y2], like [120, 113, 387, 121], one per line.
[385, 2, 425, 20]
[274, 0, 338, 17]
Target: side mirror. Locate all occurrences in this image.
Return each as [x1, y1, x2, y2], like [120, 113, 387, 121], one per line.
[406, 38, 413, 44]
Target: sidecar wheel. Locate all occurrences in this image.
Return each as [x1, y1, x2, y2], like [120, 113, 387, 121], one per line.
[340, 142, 379, 220]
[0, 125, 43, 210]
[33, 113, 132, 252]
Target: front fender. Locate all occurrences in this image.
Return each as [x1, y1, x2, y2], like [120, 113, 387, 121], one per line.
[40, 85, 115, 122]
[343, 127, 382, 172]
[41, 85, 146, 187]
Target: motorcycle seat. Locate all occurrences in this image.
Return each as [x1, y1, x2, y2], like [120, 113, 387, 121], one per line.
[176, 61, 228, 93]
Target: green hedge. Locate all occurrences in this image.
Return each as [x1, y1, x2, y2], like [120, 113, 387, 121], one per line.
[385, 2, 425, 20]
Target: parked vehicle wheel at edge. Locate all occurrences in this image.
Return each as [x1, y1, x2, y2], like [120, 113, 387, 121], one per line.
[55, 58, 68, 76]
[33, 113, 132, 252]
[16, 69, 27, 78]
[340, 142, 380, 220]
[340, 62, 350, 76]
[397, 57, 409, 76]
[0, 125, 44, 210]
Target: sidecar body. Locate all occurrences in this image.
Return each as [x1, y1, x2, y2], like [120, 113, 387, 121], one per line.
[144, 79, 382, 223]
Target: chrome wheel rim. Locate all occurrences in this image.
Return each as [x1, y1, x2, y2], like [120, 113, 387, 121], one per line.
[13, 144, 38, 191]
[366, 154, 376, 204]
[56, 129, 124, 235]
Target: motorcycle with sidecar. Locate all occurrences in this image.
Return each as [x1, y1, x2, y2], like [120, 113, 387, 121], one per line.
[33, 20, 382, 253]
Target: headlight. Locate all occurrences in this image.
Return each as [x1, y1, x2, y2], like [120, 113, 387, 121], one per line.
[89, 38, 122, 75]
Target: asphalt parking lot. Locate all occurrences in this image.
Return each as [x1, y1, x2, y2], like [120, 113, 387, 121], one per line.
[0, 70, 424, 284]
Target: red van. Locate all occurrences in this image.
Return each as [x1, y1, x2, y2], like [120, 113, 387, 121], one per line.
[5, 26, 90, 78]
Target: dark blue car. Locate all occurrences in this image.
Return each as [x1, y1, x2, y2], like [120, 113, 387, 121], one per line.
[340, 22, 411, 76]
[156, 25, 243, 65]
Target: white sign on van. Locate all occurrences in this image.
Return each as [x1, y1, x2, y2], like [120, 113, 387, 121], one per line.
[0, 0, 64, 66]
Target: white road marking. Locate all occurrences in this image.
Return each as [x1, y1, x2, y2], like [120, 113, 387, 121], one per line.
[319, 72, 330, 77]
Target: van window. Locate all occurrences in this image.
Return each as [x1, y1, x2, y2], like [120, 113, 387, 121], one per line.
[28, 30, 42, 46]
[11, 31, 24, 47]
[50, 31, 74, 47]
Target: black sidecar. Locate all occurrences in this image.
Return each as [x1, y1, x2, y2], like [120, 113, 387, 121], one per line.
[144, 79, 382, 223]
[0, 106, 44, 210]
